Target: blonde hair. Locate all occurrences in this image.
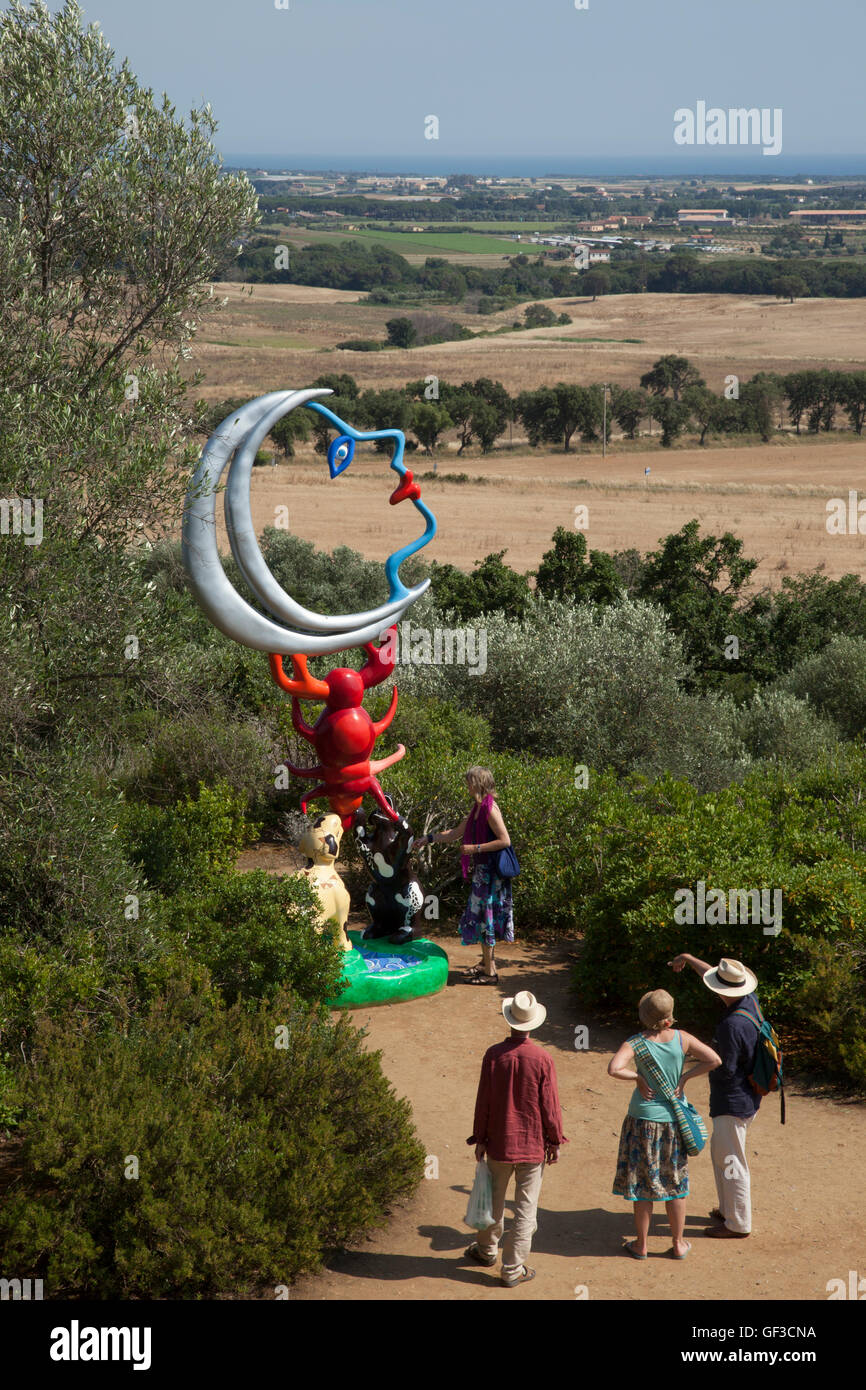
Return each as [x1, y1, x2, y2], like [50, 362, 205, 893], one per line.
[466, 765, 495, 799]
[638, 989, 675, 1032]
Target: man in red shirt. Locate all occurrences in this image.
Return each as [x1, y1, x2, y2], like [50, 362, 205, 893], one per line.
[465, 990, 566, 1287]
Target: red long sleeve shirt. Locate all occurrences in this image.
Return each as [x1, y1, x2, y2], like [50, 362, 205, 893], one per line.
[469, 1036, 566, 1163]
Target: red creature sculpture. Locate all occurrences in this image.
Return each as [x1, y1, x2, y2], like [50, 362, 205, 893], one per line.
[269, 627, 404, 828]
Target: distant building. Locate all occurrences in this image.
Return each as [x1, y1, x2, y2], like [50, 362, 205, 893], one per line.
[677, 209, 730, 224]
[788, 209, 866, 225]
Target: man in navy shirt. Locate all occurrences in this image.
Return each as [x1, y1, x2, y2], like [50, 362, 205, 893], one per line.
[670, 954, 761, 1239]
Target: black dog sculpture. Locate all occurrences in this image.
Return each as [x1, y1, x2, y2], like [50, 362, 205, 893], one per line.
[353, 800, 424, 946]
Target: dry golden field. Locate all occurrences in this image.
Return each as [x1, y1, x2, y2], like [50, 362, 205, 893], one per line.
[186, 287, 866, 590]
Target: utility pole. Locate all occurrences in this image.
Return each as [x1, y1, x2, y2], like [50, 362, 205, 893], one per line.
[602, 383, 610, 459]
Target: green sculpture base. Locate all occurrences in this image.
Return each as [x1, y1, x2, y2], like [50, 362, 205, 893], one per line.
[328, 930, 449, 1008]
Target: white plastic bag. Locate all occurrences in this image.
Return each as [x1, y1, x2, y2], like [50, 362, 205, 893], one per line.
[464, 1159, 495, 1230]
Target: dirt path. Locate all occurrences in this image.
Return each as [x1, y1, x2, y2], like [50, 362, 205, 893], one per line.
[292, 932, 864, 1302]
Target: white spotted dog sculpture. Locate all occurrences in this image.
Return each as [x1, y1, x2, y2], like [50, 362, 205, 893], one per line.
[353, 801, 424, 947]
[294, 813, 352, 952]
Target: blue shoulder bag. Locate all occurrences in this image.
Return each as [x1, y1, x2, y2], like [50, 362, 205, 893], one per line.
[494, 845, 520, 879]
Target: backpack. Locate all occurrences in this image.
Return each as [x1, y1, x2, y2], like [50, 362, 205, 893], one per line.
[732, 999, 786, 1124]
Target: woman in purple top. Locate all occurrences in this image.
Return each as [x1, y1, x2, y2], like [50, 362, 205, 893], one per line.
[417, 765, 513, 983]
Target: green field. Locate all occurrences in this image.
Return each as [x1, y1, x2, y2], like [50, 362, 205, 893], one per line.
[263, 224, 527, 258]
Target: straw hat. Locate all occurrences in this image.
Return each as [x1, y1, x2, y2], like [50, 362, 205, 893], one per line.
[702, 958, 758, 999]
[502, 990, 547, 1032]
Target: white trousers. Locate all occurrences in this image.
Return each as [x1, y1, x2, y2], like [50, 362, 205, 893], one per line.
[710, 1114, 755, 1234]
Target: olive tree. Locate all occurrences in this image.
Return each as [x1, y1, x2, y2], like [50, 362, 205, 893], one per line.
[0, 0, 258, 743]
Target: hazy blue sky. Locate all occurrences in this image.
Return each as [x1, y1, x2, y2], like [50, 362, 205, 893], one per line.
[27, 0, 866, 171]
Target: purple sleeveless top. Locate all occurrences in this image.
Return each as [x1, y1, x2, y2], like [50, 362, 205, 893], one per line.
[461, 794, 495, 879]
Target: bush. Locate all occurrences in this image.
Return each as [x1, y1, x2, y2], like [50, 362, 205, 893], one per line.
[258, 530, 428, 634]
[396, 595, 749, 789]
[573, 754, 866, 1086]
[523, 302, 558, 328]
[0, 985, 425, 1296]
[122, 780, 257, 895]
[163, 869, 344, 1007]
[0, 746, 163, 1044]
[117, 706, 276, 808]
[735, 689, 839, 765]
[335, 339, 383, 351]
[778, 635, 866, 740]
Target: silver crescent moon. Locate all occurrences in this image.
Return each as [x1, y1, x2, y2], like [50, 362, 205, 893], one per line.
[224, 389, 428, 634]
[182, 390, 430, 655]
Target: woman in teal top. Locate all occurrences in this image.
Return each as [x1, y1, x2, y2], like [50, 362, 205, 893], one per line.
[608, 989, 721, 1260]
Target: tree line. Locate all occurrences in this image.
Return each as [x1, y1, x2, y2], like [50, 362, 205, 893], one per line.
[201, 359, 866, 458]
[232, 236, 866, 300]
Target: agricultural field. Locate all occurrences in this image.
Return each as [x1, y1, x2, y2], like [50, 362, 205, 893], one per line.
[195, 285, 866, 395]
[188, 286, 866, 591]
[257, 222, 523, 265]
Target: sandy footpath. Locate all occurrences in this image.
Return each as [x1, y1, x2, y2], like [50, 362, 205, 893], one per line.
[289, 931, 864, 1303]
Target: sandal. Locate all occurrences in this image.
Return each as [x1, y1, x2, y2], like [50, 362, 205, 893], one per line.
[467, 972, 499, 985]
[622, 1241, 647, 1260]
[501, 1266, 536, 1287]
[668, 1242, 692, 1260]
[463, 961, 486, 978]
[464, 1243, 497, 1267]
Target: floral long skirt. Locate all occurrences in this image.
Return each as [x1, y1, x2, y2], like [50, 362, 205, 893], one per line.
[458, 861, 514, 948]
[612, 1114, 689, 1202]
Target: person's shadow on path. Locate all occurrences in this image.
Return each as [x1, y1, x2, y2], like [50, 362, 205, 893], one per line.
[318, 1198, 719, 1284]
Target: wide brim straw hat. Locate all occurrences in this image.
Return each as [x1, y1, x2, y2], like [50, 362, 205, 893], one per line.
[502, 990, 547, 1032]
[702, 957, 758, 999]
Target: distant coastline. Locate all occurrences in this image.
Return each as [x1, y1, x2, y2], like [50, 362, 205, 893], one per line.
[223, 152, 866, 179]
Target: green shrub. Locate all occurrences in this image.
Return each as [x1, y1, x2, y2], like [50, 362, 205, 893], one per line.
[778, 635, 866, 740]
[122, 779, 257, 894]
[735, 688, 839, 765]
[396, 596, 750, 789]
[0, 746, 164, 1044]
[163, 870, 344, 1007]
[335, 338, 383, 351]
[0, 986, 425, 1297]
[117, 706, 276, 808]
[573, 756, 866, 1086]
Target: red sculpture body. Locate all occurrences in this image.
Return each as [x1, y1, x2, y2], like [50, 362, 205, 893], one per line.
[269, 627, 404, 828]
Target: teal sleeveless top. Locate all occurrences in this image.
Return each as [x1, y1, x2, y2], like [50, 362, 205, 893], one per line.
[627, 1030, 684, 1124]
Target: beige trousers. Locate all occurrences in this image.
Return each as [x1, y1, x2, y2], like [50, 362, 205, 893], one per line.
[710, 1114, 755, 1234]
[476, 1159, 545, 1276]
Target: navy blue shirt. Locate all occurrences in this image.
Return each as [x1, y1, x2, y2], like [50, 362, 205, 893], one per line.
[709, 992, 763, 1119]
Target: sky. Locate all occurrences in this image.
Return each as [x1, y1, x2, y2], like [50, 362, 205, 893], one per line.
[23, 0, 866, 173]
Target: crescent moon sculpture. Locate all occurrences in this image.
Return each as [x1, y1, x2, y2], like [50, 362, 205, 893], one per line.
[181, 389, 438, 656]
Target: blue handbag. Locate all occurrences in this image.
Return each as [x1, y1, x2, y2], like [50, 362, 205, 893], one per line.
[494, 845, 521, 879]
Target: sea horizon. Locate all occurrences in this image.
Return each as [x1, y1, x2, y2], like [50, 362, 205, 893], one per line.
[222, 152, 866, 179]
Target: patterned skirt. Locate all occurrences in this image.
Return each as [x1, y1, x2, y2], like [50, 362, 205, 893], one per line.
[458, 860, 514, 948]
[612, 1114, 689, 1202]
